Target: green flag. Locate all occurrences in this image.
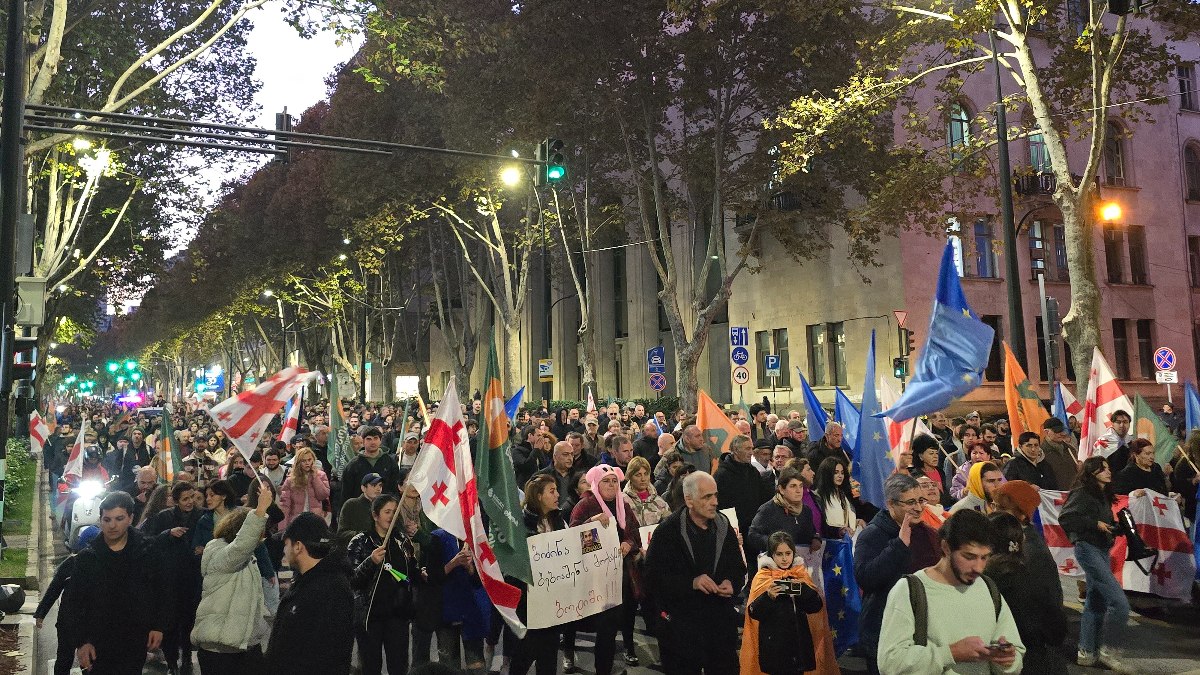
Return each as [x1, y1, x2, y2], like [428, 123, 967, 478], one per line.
[328, 370, 354, 477]
[158, 410, 183, 482]
[475, 336, 532, 584]
[1132, 393, 1178, 466]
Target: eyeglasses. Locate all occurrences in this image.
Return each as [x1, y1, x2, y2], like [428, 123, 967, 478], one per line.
[895, 497, 929, 507]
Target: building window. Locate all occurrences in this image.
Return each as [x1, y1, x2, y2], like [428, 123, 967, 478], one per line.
[1103, 225, 1125, 283]
[1103, 122, 1127, 186]
[964, 217, 998, 279]
[1029, 219, 1070, 282]
[1127, 225, 1148, 285]
[829, 322, 848, 387]
[1135, 319, 1153, 379]
[1186, 145, 1200, 200]
[755, 330, 770, 388]
[1029, 220, 1047, 279]
[1063, 339, 1076, 382]
[1028, 133, 1051, 172]
[1066, 0, 1087, 34]
[807, 324, 827, 386]
[613, 248, 627, 338]
[1052, 224, 1069, 282]
[981, 315, 1004, 382]
[1181, 65, 1197, 111]
[1112, 319, 1130, 380]
[948, 103, 972, 163]
[774, 328, 791, 388]
[1189, 237, 1200, 287]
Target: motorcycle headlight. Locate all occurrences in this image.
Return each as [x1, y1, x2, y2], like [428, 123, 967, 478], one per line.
[73, 481, 104, 501]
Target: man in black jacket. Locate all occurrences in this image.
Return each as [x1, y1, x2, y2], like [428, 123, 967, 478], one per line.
[341, 426, 400, 500]
[714, 434, 770, 560]
[64, 491, 169, 674]
[1004, 432, 1057, 490]
[645, 471, 746, 675]
[267, 513, 354, 675]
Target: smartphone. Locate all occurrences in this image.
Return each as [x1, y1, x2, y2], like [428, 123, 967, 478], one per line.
[987, 640, 1014, 653]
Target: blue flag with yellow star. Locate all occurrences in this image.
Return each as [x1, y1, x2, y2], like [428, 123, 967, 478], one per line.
[822, 535, 860, 655]
[854, 331, 897, 509]
[834, 388, 860, 454]
[878, 240, 994, 422]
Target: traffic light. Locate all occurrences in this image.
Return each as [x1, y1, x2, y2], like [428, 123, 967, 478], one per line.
[273, 110, 293, 164]
[106, 361, 119, 373]
[544, 138, 565, 183]
[899, 328, 916, 357]
[893, 357, 908, 379]
[1045, 296, 1061, 374]
[12, 336, 37, 383]
[125, 359, 138, 371]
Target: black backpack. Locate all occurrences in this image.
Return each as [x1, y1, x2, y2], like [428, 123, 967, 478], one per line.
[905, 573, 1001, 646]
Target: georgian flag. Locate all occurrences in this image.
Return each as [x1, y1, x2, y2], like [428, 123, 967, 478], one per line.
[209, 367, 316, 461]
[1078, 347, 1133, 462]
[408, 379, 526, 637]
[1038, 489, 1195, 600]
[29, 411, 50, 456]
[280, 390, 303, 445]
[62, 417, 92, 483]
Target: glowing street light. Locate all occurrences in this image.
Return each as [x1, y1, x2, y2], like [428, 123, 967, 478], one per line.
[500, 166, 522, 186]
[1100, 202, 1122, 223]
[262, 289, 274, 298]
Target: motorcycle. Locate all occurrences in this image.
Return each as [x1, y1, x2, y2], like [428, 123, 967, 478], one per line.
[60, 477, 117, 551]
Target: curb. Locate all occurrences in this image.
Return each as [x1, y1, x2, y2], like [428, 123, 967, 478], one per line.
[22, 455, 42, 590]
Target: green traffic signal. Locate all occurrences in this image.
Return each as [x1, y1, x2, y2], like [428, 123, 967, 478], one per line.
[545, 138, 565, 183]
[130, 372, 141, 381]
[106, 361, 118, 373]
[125, 360, 138, 371]
[546, 164, 566, 181]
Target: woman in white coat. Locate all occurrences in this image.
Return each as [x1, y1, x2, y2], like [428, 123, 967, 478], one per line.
[191, 477, 273, 674]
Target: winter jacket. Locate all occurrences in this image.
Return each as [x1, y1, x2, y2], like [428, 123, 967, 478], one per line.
[744, 555, 825, 675]
[264, 554, 354, 675]
[192, 510, 276, 580]
[62, 528, 170, 654]
[347, 526, 445, 632]
[143, 506, 204, 609]
[1112, 462, 1169, 496]
[34, 554, 78, 637]
[748, 495, 817, 558]
[714, 452, 771, 536]
[623, 483, 670, 526]
[853, 508, 940, 658]
[341, 452, 400, 500]
[432, 529, 491, 641]
[1058, 486, 1116, 550]
[191, 511, 270, 652]
[279, 469, 331, 527]
[1004, 454, 1057, 491]
[986, 555, 1068, 674]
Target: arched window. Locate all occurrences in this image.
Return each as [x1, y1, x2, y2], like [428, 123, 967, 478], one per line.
[1186, 145, 1200, 201]
[1103, 121, 1127, 186]
[947, 103, 972, 162]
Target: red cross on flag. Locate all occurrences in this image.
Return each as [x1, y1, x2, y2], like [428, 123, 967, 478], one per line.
[62, 417, 92, 483]
[29, 411, 50, 456]
[1078, 347, 1133, 462]
[279, 390, 303, 446]
[209, 367, 317, 462]
[407, 379, 526, 638]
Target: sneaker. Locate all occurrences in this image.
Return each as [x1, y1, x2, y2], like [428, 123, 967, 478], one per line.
[562, 655, 577, 673]
[1099, 647, 1134, 674]
[1077, 650, 1097, 667]
[624, 651, 640, 666]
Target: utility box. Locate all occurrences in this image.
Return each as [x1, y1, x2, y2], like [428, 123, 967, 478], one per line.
[15, 276, 47, 327]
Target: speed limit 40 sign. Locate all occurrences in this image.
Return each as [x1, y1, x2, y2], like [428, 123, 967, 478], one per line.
[732, 365, 750, 385]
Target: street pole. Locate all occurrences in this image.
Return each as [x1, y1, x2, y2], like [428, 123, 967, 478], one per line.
[358, 278, 367, 404]
[990, 30, 1027, 367]
[0, 0, 29, 527]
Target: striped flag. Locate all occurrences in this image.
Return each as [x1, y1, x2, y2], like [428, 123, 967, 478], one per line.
[62, 418, 92, 483]
[158, 412, 183, 482]
[1038, 488, 1195, 600]
[1053, 381, 1083, 427]
[29, 411, 50, 456]
[280, 390, 303, 445]
[879, 377, 932, 462]
[408, 379, 526, 636]
[1078, 347, 1133, 462]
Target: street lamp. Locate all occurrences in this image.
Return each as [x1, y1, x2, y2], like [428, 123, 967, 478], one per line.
[500, 166, 522, 186]
[1100, 201, 1122, 223]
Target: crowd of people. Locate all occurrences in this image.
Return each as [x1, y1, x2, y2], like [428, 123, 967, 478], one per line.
[30, 395, 1200, 674]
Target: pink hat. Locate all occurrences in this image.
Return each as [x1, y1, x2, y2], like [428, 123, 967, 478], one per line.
[585, 464, 627, 529]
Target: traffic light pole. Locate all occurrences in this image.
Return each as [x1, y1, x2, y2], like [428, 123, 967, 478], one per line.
[0, 0, 28, 527]
[990, 31, 1028, 368]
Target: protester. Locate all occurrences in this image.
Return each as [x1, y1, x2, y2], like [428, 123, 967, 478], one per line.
[1039, 418, 1078, 491]
[1059, 456, 1131, 671]
[143, 481, 203, 675]
[1112, 438, 1169, 496]
[949, 461, 1004, 514]
[338, 473, 385, 541]
[623, 456, 669, 526]
[813, 456, 865, 538]
[191, 483, 275, 674]
[985, 512, 1067, 674]
[1094, 410, 1135, 474]
[950, 441, 991, 500]
[36, 525, 101, 675]
[511, 474, 567, 675]
[715, 434, 771, 556]
[914, 475, 947, 529]
[910, 434, 950, 506]
[877, 509, 1024, 673]
[280, 446, 332, 527]
[645, 471, 745, 674]
[1003, 432, 1057, 490]
[64, 492, 169, 674]
[854, 473, 941, 675]
[342, 426, 402, 500]
[749, 466, 820, 561]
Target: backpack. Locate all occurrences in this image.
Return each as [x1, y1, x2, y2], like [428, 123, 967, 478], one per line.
[905, 573, 1001, 646]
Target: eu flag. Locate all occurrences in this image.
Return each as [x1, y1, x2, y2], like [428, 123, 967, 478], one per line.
[834, 388, 860, 455]
[504, 386, 525, 423]
[879, 241, 994, 422]
[822, 535, 861, 655]
[1185, 381, 1200, 434]
[854, 331, 897, 509]
[799, 371, 829, 438]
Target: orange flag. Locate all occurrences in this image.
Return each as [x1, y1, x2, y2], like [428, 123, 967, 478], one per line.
[696, 389, 741, 458]
[1003, 342, 1050, 439]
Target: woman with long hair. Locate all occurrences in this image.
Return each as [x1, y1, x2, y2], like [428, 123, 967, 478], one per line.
[143, 482, 203, 674]
[509, 474, 567, 675]
[347, 493, 445, 675]
[279, 447, 331, 528]
[813, 457, 865, 538]
[1059, 456, 1130, 672]
[192, 479, 240, 556]
[136, 483, 173, 528]
[910, 435, 949, 506]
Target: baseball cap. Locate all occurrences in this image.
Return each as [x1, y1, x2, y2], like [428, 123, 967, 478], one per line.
[966, 411, 980, 419]
[361, 473, 383, 487]
[404, 432, 419, 442]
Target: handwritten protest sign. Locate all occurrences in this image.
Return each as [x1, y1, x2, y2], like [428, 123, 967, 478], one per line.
[639, 524, 657, 550]
[525, 521, 623, 629]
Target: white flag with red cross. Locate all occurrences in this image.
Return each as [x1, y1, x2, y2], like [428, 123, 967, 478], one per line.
[1078, 347, 1133, 462]
[29, 411, 50, 456]
[209, 367, 317, 462]
[407, 379, 527, 638]
[279, 390, 303, 446]
[62, 417, 92, 483]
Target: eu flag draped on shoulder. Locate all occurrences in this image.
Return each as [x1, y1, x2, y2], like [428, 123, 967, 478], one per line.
[878, 241, 994, 422]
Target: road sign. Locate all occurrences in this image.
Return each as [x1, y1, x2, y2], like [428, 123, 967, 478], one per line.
[646, 345, 666, 374]
[731, 346, 749, 365]
[730, 326, 749, 347]
[765, 354, 781, 378]
[649, 372, 667, 392]
[732, 365, 750, 385]
[894, 310, 909, 328]
[1156, 370, 1178, 384]
[538, 359, 554, 382]
[1153, 347, 1176, 371]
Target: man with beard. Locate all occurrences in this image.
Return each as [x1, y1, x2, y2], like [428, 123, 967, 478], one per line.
[877, 509, 1024, 674]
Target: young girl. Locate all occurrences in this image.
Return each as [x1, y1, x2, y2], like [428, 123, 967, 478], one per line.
[741, 531, 837, 675]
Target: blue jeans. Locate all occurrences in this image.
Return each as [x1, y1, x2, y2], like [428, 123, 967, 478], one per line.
[1075, 541, 1129, 654]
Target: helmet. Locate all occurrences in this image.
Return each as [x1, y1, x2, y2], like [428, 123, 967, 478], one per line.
[83, 445, 101, 463]
[77, 525, 101, 549]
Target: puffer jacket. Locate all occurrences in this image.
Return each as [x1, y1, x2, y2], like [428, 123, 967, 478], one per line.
[191, 511, 270, 652]
[279, 469, 331, 527]
[622, 483, 670, 526]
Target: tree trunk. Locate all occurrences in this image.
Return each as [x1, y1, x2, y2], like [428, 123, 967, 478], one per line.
[499, 316, 522, 396]
[1058, 193, 1103, 399]
[578, 323, 597, 401]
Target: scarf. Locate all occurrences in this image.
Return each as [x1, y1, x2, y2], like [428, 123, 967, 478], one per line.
[585, 464, 627, 529]
[740, 554, 840, 675]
